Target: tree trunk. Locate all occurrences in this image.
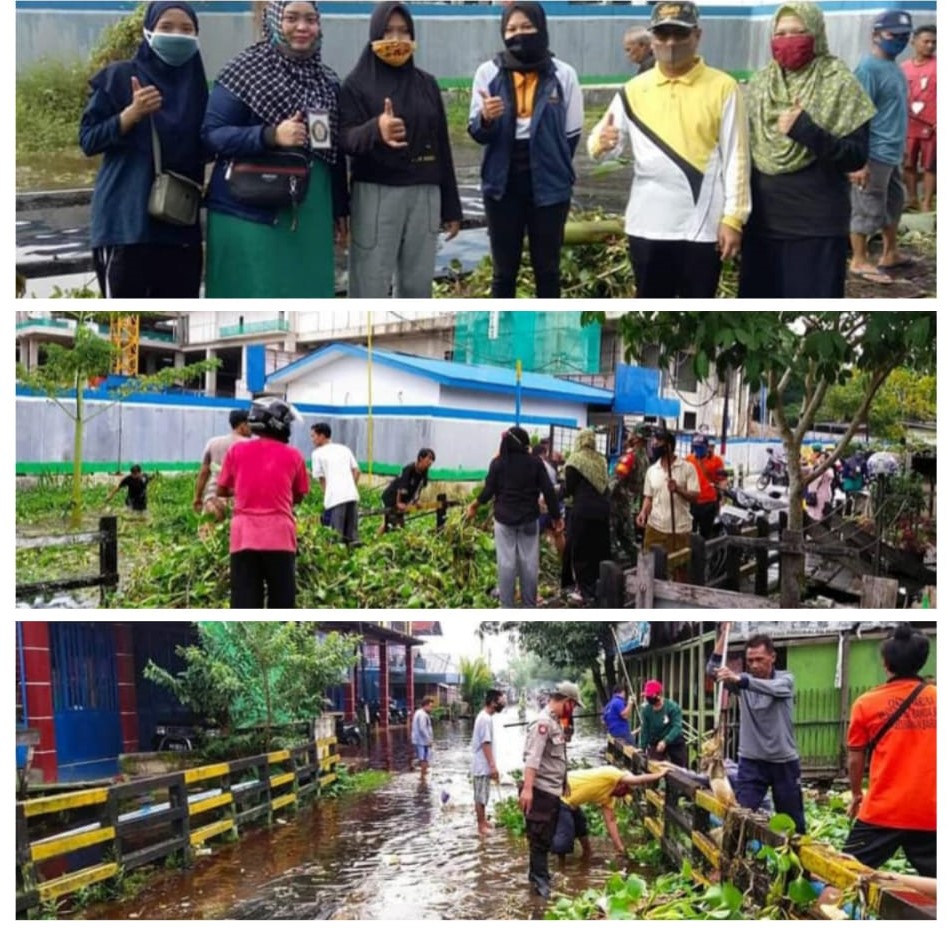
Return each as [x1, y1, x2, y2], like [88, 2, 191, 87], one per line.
[779, 443, 806, 608]
[70, 388, 84, 529]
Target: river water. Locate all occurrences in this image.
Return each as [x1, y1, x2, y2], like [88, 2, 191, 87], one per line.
[83, 709, 632, 921]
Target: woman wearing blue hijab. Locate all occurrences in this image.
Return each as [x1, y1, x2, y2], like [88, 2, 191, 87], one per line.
[79, 2, 208, 299]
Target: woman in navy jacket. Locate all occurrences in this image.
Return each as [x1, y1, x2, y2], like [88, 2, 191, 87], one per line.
[468, 2, 583, 298]
[79, 1, 207, 299]
[201, 0, 348, 298]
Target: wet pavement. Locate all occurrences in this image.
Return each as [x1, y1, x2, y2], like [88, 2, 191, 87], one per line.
[83, 710, 629, 921]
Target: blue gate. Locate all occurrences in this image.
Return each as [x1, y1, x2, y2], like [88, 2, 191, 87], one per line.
[50, 622, 121, 781]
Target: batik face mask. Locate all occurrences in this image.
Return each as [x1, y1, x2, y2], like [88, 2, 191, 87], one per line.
[372, 38, 416, 67]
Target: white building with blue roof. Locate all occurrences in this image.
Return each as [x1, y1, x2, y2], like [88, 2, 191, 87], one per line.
[266, 344, 616, 480]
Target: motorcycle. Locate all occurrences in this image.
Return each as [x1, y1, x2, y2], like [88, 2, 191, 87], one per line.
[334, 716, 362, 747]
[757, 448, 789, 490]
[705, 487, 787, 580]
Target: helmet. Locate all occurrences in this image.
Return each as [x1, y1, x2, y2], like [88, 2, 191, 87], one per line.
[633, 423, 654, 439]
[248, 396, 299, 441]
[615, 452, 636, 479]
[867, 451, 900, 479]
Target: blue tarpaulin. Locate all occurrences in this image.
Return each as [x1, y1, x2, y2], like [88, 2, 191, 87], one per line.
[613, 366, 681, 418]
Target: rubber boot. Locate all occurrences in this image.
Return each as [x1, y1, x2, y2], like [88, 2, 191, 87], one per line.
[529, 847, 551, 899]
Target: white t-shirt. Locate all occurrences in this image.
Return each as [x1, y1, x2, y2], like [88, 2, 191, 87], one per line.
[470, 708, 495, 776]
[643, 458, 700, 534]
[311, 443, 359, 509]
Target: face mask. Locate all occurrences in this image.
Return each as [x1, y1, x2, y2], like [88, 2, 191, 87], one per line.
[504, 32, 547, 64]
[878, 35, 909, 57]
[646, 696, 659, 706]
[771, 33, 816, 71]
[693, 446, 708, 460]
[653, 41, 695, 69]
[372, 38, 416, 67]
[649, 446, 665, 464]
[145, 30, 200, 67]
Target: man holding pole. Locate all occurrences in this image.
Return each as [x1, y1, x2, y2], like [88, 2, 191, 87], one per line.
[707, 622, 806, 834]
[636, 430, 700, 581]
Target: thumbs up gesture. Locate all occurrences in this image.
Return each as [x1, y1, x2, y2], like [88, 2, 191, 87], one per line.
[379, 97, 408, 148]
[777, 97, 804, 136]
[478, 88, 505, 124]
[275, 111, 308, 148]
[126, 75, 163, 123]
[599, 111, 620, 151]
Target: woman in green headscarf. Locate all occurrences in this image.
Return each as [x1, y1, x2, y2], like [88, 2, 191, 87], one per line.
[740, 2, 875, 299]
[563, 430, 609, 606]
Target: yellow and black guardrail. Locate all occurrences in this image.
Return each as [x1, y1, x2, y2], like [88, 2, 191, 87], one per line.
[607, 737, 935, 921]
[16, 736, 340, 915]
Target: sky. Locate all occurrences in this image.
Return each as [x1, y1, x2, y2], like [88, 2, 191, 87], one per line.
[416, 617, 514, 667]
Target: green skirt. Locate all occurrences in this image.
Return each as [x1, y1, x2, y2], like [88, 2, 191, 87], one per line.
[205, 158, 335, 299]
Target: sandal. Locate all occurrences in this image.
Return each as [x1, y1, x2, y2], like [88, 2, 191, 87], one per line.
[849, 267, 895, 285]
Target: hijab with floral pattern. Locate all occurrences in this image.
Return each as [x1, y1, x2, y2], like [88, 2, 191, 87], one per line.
[566, 429, 609, 495]
[747, 2, 875, 175]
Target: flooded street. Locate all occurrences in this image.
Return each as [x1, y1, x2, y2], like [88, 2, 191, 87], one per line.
[84, 710, 627, 921]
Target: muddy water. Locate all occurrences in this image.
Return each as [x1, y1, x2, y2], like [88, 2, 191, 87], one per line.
[84, 710, 630, 921]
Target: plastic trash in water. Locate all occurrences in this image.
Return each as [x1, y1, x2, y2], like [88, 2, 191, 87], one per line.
[440, 789, 450, 804]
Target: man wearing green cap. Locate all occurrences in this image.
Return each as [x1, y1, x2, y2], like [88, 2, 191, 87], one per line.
[520, 682, 583, 898]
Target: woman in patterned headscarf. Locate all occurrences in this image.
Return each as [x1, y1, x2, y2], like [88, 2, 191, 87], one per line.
[202, 1, 348, 298]
[741, 2, 875, 299]
[563, 430, 609, 607]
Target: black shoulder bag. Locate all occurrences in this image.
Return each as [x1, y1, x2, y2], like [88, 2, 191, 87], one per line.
[864, 681, 928, 767]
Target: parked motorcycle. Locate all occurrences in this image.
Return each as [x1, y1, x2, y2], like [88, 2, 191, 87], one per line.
[705, 487, 786, 580]
[334, 716, 362, 747]
[757, 448, 789, 490]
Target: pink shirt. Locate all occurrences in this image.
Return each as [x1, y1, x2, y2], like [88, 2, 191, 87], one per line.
[217, 439, 310, 553]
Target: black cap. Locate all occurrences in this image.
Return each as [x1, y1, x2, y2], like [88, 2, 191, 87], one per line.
[650, 1, 700, 31]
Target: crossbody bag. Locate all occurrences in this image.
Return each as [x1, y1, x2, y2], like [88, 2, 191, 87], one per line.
[147, 119, 203, 227]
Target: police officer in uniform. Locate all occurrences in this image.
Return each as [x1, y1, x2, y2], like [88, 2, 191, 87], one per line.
[519, 681, 584, 898]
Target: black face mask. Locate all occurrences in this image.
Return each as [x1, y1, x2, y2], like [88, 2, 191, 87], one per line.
[646, 696, 659, 706]
[504, 32, 547, 63]
[649, 446, 665, 464]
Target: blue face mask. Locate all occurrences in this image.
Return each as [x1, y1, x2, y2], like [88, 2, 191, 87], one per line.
[878, 34, 909, 57]
[693, 446, 708, 459]
[145, 30, 200, 66]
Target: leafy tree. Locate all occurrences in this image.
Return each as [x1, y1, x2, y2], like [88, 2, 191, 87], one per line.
[458, 655, 495, 712]
[16, 311, 218, 527]
[820, 368, 936, 440]
[589, 311, 936, 606]
[143, 622, 360, 749]
[484, 622, 618, 706]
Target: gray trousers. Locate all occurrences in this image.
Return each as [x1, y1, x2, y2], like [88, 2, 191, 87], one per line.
[348, 182, 441, 299]
[494, 520, 540, 608]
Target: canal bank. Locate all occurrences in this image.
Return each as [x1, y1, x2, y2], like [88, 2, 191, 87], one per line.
[81, 710, 632, 921]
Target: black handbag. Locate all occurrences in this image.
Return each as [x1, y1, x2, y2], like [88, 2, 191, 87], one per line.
[224, 150, 311, 227]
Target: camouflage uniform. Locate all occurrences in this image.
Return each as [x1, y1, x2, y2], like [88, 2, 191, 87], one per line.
[609, 449, 649, 561]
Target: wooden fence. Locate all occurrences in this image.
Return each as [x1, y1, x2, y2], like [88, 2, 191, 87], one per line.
[607, 739, 934, 921]
[15, 736, 339, 915]
[15, 516, 118, 605]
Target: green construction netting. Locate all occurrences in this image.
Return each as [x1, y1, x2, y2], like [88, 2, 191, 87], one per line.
[452, 311, 601, 377]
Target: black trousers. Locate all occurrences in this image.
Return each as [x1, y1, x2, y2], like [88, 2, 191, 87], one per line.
[842, 820, 935, 877]
[738, 233, 848, 299]
[485, 181, 570, 298]
[230, 550, 296, 609]
[568, 514, 611, 601]
[690, 501, 718, 539]
[522, 786, 560, 890]
[627, 236, 722, 298]
[93, 243, 203, 299]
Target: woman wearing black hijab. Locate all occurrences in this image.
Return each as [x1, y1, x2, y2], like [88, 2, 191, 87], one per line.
[469, 2, 583, 299]
[341, 2, 462, 299]
[79, 1, 207, 298]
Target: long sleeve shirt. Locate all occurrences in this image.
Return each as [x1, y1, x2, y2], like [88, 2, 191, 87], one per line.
[706, 652, 799, 762]
[640, 698, 684, 749]
[587, 58, 751, 242]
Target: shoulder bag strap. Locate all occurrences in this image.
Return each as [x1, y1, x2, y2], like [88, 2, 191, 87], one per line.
[865, 681, 927, 758]
[150, 117, 163, 177]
